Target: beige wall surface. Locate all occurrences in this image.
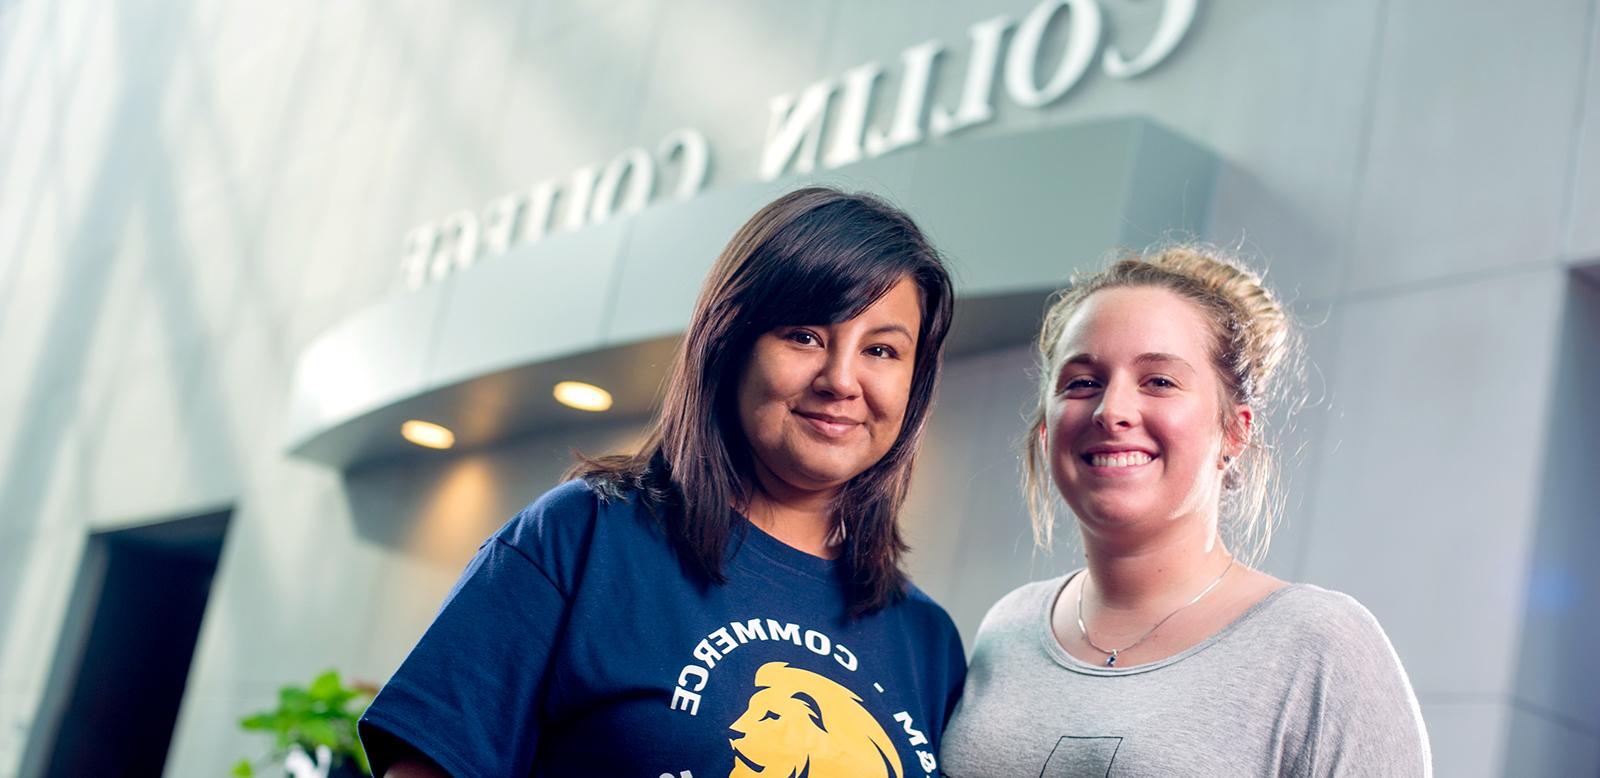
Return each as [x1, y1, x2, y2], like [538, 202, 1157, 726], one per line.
[0, 1, 1597, 775]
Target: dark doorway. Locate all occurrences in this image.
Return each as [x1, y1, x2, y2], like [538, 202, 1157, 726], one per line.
[21, 509, 230, 778]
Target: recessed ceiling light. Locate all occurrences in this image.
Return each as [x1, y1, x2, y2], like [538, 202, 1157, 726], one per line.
[553, 380, 613, 412]
[401, 419, 455, 449]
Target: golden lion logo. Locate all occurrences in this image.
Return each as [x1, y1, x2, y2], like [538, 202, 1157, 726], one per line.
[727, 661, 903, 778]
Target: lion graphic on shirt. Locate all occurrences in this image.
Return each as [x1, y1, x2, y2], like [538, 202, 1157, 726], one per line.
[727, 661, 903, 778]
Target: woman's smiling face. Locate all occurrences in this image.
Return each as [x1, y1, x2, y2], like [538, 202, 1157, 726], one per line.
[1045, 286, 1249, 535]
[736, 276, 923, 501]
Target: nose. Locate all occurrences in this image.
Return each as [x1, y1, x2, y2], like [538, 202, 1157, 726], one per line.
[812, 349, 862, 399]
[1092, 380, 1137, 430]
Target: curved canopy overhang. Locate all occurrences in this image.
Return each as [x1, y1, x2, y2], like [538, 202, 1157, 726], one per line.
[285, 118, 1217, 468]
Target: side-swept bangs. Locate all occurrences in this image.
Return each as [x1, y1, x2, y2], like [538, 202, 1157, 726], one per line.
[573, 187, 954, 615]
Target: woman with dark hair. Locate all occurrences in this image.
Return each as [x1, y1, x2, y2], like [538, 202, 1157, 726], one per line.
[360, 187, 965, 777]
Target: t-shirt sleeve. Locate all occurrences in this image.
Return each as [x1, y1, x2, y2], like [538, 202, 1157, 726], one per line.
[359, 483, 597, 778]
[901, 587, 969, 738]
[940, 617, 968, 725]
[1311, 596, 1434, 777]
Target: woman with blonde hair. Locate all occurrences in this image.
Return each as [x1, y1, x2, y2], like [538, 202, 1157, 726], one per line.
[941, 245, 1431, 775]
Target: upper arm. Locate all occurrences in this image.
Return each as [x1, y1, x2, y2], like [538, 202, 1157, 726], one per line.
[942, 617, 968, 723]
[1312, 601, 1433, 777]
[360, 483, 601, 778]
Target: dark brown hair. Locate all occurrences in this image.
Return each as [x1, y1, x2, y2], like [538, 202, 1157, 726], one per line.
[570, 187, 955, 615]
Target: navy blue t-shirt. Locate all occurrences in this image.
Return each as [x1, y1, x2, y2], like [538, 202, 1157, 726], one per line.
[360, 479, 967, 778]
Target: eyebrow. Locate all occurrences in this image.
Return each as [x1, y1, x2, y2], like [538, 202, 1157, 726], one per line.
[865, 323, 915, 341]
[1061, 352, 1195, 369]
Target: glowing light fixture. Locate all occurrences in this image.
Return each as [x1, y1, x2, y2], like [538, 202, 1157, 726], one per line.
[401, 419, 455, 449]
[553, 380, 613, 412]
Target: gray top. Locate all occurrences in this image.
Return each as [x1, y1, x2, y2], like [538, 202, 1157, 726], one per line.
[939, 573, 1431, 777]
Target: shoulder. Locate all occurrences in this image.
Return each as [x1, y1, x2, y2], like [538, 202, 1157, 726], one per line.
[880, 583, 967, 675]
[893, 583, 969, 711]
[513, 477, 603, 520]
[492, 479, 662, 593]
[1252, 584, 1419, 693]
[1263, 587, 1431, 771]
[496, 478, 657, 544]
[975, 576, 1066, 639]
[955, 577, 1064, 685]
[895, 583, 963, 643]
[495, 479, 601, 548]
[952, 576, 1064, 666]
[1259, 584, 1396, 654]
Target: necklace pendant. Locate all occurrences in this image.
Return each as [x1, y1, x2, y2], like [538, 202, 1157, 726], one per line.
[1106, 652, 1117, 667]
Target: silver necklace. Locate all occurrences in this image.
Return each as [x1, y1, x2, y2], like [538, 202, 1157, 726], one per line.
[1075, 556, 1237, 667]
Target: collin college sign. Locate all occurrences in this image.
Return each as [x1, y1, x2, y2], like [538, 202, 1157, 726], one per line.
[400, 0, 1197, 290]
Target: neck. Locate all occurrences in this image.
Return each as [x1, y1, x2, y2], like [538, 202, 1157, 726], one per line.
[744, 467, 839, 559]
[1079, 512, 1230, 611]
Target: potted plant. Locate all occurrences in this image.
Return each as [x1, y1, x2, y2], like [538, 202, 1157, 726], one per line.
[232, 670, 377, 777]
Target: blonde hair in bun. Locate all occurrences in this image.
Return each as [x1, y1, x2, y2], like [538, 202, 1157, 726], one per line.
[1023, 243, 1306, 564]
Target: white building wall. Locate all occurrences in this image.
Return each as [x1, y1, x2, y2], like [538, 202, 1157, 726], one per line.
[0, 1, 1596, 775]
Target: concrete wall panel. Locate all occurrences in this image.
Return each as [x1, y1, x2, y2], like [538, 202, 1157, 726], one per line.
[1346, 0, 1591, 293]
[636, 0, 836, 176]
[1424, 701, 1508, 778]
[905, 345, 1062, 643]
[0, 530, 89, 775]
[494, 3, 664, 185]
[1501, 705, 1600, 777]
[1300, 269, 1565, 700]
[1508, 274, 1600, 733]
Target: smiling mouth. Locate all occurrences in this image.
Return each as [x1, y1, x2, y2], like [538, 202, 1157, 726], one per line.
[1082, 451, 1155, 468]
[796, 411, 860, 438]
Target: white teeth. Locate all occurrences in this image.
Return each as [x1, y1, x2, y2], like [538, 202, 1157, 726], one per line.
[1090, 451, 1152, 468]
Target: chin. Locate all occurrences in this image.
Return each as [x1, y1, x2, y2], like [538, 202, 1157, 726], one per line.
[791, 465, 858, 493]
[1070, 495, 1157, 526]
[789, 449, 871, 484]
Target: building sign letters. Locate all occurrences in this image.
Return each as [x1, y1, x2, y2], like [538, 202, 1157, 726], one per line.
[400, 0, 1196, 290]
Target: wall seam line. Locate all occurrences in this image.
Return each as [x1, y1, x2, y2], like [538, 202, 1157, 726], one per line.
[1331, 0, 1394, 300]
[1559, 0, 1600, 258]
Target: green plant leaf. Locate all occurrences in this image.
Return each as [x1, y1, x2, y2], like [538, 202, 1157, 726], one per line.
[308, 670, 342, 702]
[279, 685, 313, 714]
[238, 713, 279, 732]
[238, 669, 375, 775]
[231, 758, 254, 777]
[300, 718, 341, 749]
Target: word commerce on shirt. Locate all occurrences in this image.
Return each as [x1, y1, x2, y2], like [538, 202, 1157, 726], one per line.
[669, 617, 860, 717]
[398, 0, 1198, 290]
[668, 617, 940, 777]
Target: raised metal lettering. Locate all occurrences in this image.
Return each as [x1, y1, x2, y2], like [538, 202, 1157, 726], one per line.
[1005, 0, 1103, 109]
